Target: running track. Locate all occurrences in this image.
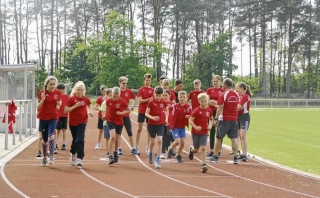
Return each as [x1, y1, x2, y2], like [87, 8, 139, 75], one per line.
[1, 113, 320, 198]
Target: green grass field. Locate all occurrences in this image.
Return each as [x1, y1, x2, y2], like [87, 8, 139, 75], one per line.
[224, 108, 320, 175]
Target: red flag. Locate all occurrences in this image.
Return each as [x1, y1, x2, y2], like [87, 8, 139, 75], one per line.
[2, 100, 17, 134]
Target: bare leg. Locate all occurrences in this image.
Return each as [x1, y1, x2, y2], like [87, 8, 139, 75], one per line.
[200, 146, 206, 164]
[156, 136, 162, 157]
[177, 138, 185, 155]
[149, 137, 155, 153]
[135, 122, 143, 149]
[240, 129, 248, 155]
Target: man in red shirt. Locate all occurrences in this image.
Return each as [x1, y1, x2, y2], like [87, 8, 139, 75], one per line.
[118, 76, 138, 155]
[211, 78, 240, 164]
[135, 73, 154, 155]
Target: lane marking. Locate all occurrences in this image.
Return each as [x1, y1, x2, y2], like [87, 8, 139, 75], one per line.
[137, 196, 224, 198]
[80, 169, 136, 198]
[184, 151, 319, 198]
[166, 175, 234, 178]
[121, 129, 231, 198]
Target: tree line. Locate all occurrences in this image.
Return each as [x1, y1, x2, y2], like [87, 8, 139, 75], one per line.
[0, 0, 320, 98]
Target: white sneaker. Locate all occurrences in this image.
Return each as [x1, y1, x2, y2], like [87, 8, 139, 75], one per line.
[48, 155, 54, 164]
[160, 153, 166, 159]
[77, 159, 83, 169]
[70, 153, 76, 166]
[95, 143, 101, 150]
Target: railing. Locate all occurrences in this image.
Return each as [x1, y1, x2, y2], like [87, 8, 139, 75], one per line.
[251, 99, 320, 108]
[0, 99, 34, 150]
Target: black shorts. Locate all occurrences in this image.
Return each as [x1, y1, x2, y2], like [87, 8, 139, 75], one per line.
[216, 121, 238, 139]
[97, 118, 103, 129]
[137, 113, 149, 123]
[107, 122, 123, 135]
[56, 117, 68, 130]
[238, 113, 250, 130]
[147, 124, 164, 138]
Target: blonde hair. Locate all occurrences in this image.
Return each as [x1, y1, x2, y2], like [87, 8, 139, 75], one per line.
[44, 76, 58, 90]
[162, 79, 169, 86]
[118, 76, 128, 83]
[112, 87, 120, 95]
[70, 81, 86, 96]
[100, 85, 107, 91]
[212, 75, 221, 81]
[193, 79, 201, 85]
[178, 90, 187, 96]
[197, 93, 208, 100]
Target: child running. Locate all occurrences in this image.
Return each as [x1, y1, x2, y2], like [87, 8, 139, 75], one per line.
[37, 76, 62, 166]
[55, 83, 69, 151]
[65, 81, 93, 168]
[187, 79, 205, 110]
[105, 87, 130, 165]
[100, 88, 113, 157]
[167, 91, 192, 163]
[145, 86, 168, 169]
[95, 85, 107, 149]
[188, 93, 213, 173]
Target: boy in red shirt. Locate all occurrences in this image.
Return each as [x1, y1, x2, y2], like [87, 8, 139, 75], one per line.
[94, 85, 107, 150]
[167, 91, 192, 163]
[188, 93, 213, 173]
[145, 86, 168, 169]
[135, 73, 154, 155]
[187, 79, 205, 110]
[105, 87, 130, 165]
[65, 81, 93, 168]
[55, 83, 69, 151]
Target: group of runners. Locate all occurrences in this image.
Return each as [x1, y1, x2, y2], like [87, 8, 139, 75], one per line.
[36, 73, 251, 173]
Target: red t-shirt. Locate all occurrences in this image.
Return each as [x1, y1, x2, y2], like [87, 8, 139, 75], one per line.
[147, 99, 167, 125]
[169, 89, 176, 102]
[67, 96, 91, 126]
[170, 103, 192, 128]
[96, 96, 104, 118]
[188, 90, 205, 110]
[37, 90, 43, 119]
[58, 94, 69, 117]
[191, 107, 213, 135]
[120, 89, 136, 117]
[138, 86, 154, 114]
[37, 89, 62, 120]
[238, 93, 250, 114]
[217, 90, 239, 121]
[164, 101, 175, 126]
[206, 87, 224, 111]
[106, 98, 128, 125]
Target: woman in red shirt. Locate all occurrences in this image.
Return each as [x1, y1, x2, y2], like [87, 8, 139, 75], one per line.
[206, 75, 224, 157]
[65, 81, 93, 168]
[37, 76, 62, 166]
[237, 82, 251, 162]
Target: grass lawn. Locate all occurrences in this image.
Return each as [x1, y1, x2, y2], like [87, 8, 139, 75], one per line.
[224, 108, 320, 175]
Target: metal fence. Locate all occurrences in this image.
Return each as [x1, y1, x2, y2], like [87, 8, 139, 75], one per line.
[251, 99, 320, 108]
[0, 100, 35, 151]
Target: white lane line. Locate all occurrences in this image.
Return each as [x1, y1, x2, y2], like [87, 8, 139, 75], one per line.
[80, 169, 136, 198]
[251, 131, 320, 148]
[0, 136, 38, 198]
[137, 196, 224, 198]
[122, 125, 231, 198]
[184, 151, 319, 198]
[166, 175, 234, 178]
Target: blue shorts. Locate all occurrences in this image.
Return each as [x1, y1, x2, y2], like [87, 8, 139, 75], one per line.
[103, 125, 110, 138]
[172, 127, 186, 139]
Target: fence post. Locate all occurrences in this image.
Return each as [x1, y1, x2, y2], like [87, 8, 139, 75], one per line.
[271, 100, 273, 108]
[19, 102, 22, 141]
[306, 100, 308, 108]
[25, 102, 28, 137]
[4, 103, 9, 150]
[29, 101, 33, 135]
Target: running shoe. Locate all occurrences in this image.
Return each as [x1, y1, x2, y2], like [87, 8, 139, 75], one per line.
[209, 155, 219, 163]
[106, 152, 110, 158]
[155, 157, 161, 169]
[229, 151, 234, 155]
[36, 151, 41, 157]
[201, 164, 208, 173]
[61, 144, 66, 150]
[41, 157, 47, 167]
[95, 143, 101, 150]
[242, 155, 248, 162]
[148, 152, 153, 164]
[188, 146, 194, 160]
[176, 155, 183, 163]
[48, 155, 54, 164]
[108, 156, 115, 165]
[218, 151, 222, 158]
[207, 151, 214, 157]
[54, 147, 58, 154]
[134, 148, 140, 155]
[70, 153, 76, 166]
[167, 146, 173, 159]
[114, 152, 119, 163]
[233, 156, 240, 164]
[56, 145, 59, 150]
[117, 148, 123, 155]
[130, 147, 136, 155]
[77, 159, 83, 168]
[160, 153, 166, 159]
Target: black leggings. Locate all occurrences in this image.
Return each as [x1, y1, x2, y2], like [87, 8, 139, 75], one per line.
[162, 126, 169, 153]
[70, 123, 86, 159]
[123, 117, 133, 137]
[210, 111, 223, 150]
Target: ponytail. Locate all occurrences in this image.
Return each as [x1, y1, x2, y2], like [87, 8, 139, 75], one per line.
[246, 85, 252, 98]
